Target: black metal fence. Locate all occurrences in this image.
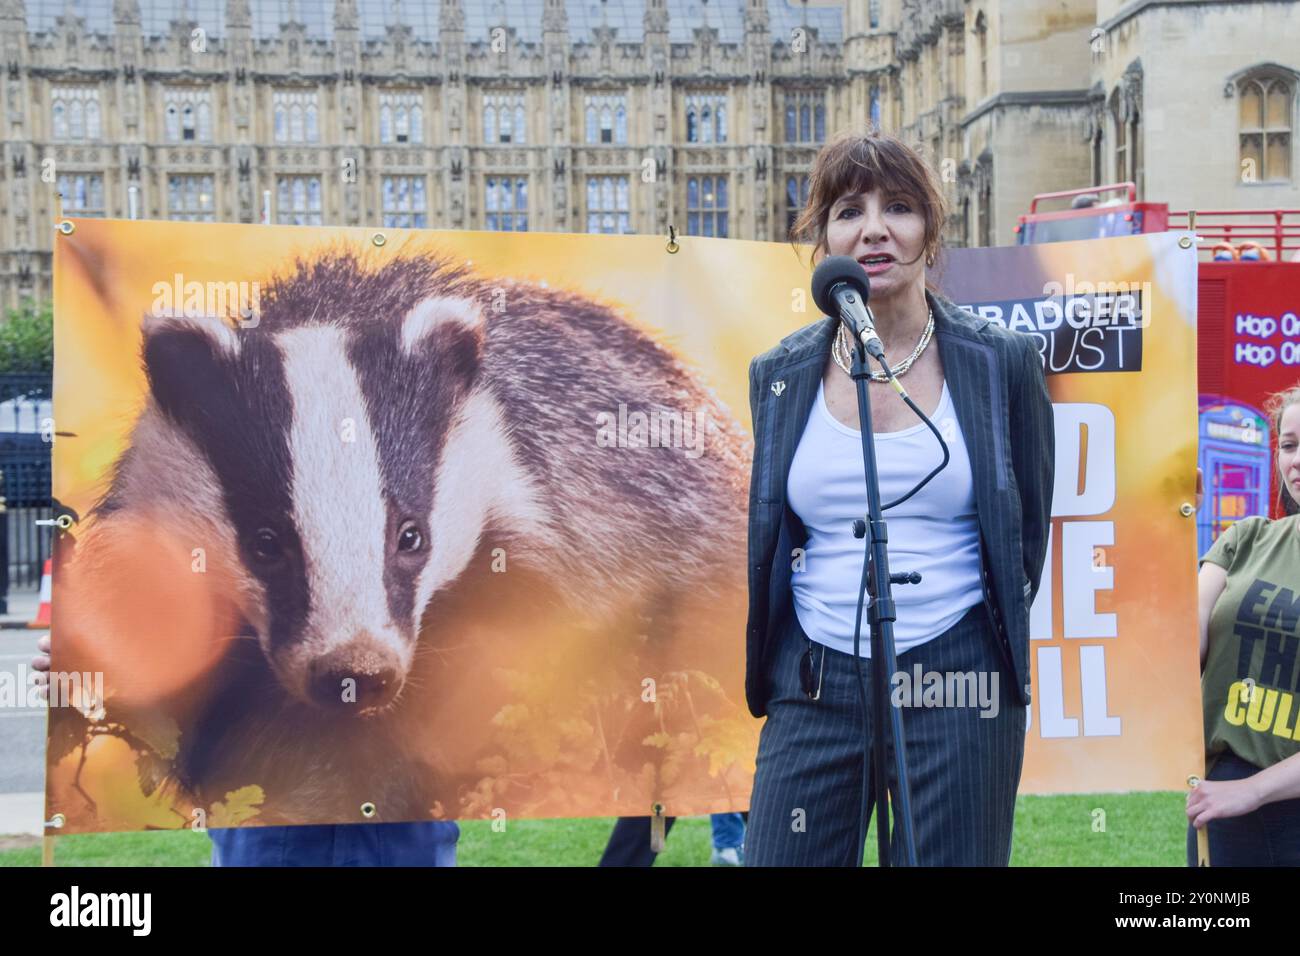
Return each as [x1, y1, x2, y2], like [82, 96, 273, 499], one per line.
[0, 374, 54, 608]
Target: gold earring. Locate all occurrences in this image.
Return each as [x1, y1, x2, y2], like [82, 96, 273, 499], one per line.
[926, 254, 935, 267]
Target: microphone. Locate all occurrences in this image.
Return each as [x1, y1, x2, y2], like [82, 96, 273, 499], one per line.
[810, 255, 887, 363]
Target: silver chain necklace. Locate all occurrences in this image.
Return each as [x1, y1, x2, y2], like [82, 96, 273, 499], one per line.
[831, 309, 935, 382]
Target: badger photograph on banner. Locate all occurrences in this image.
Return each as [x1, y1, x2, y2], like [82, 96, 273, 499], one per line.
[48, 221, 1201, 833]
[937, 231, 1203, 794]
[48, 220, 794, 832]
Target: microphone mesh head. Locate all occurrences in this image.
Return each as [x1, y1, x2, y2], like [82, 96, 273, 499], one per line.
[810, 255, 871, 317]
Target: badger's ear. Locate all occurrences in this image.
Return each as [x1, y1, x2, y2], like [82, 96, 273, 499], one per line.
[400, 296, 485, 354]
[400, 296, 485, 389]
[140, 314, 242, 422]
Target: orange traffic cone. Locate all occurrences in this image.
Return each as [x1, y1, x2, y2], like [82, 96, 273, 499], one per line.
[29, 558, 52, 628]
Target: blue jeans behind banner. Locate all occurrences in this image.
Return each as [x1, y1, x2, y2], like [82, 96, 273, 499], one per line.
[209, 821, 460, 867]
[710, 813, 745, 850]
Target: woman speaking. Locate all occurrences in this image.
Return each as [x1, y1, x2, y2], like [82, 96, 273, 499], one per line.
[743, 129, 1055, 866]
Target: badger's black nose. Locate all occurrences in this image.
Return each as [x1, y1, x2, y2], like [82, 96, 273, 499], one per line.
[308, 641, 402, 713]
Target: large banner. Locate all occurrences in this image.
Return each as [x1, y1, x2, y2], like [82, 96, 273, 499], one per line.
[47, 222, 1200, 833]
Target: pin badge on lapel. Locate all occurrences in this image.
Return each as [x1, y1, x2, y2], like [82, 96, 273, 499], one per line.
[771, 381, 786, 397]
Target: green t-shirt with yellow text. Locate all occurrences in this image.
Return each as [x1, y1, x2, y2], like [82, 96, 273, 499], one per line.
[1201, 515, 1300, 771]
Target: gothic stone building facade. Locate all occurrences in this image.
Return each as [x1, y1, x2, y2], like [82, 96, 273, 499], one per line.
[1, 0, 864, 309]
[1, 0, 1296, 310]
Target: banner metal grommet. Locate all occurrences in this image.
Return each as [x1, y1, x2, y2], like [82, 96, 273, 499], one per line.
[360, 802, 377, 818]
[1180, 502, 1195, 517]
[650, 802, 666, 851]
[57, 221, 74, 236]
[372, 232, 387, 247]
[46, 813, 66, 829]
[665, 225, 679, 254]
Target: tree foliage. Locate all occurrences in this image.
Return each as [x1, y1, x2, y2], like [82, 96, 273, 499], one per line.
[0, 299, 54, 374]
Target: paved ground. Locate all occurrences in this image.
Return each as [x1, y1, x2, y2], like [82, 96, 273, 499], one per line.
[0, 591, 49, 835]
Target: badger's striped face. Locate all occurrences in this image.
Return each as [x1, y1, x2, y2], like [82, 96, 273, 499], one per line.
[141, 297, 488, 713]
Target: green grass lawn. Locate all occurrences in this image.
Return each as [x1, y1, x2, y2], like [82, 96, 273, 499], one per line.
[0, 791, 1188, 866]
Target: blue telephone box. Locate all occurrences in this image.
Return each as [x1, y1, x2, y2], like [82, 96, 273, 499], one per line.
[1198, 399, 1272, 556]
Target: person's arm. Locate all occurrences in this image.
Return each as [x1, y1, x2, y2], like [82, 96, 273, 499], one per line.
[1186, 520, 1265, 828]
[1197, 562, 1227, 671]
[1009, 335, 1054, 601]
[1188, 750, 1300, 827]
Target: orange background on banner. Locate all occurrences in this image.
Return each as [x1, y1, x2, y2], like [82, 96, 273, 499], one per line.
[50, 221, 1201, 832]
[956, 234, 1203, 794]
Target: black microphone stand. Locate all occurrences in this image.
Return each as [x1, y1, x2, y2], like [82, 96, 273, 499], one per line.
[847, 333, 919, 868]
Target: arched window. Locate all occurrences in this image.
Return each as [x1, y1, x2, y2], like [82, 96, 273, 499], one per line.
[785, 174, 810, 235]
[274, 90, 318, 144]
[615, 105, 626, 144]
[687, 175, 729, 237]
[1238, 71, 1294, 182]
[484, 104, 497, 144]
[786, 92, 824, 142]
[685, 94, 727, 143]
[600, 105, 613, 143]
[379, 92, 421, 144]
[515, 105, 526, 143]
[51, 87, 102, 141]
[165, 89, 213, 142]
[586, 105, 597, 143]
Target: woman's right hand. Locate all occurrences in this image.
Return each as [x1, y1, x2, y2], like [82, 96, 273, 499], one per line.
[32, 633, 51, 702]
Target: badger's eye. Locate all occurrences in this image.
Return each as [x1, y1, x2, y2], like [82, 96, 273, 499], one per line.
[396, 521, 423, 553]
[250, 528, 283, 565]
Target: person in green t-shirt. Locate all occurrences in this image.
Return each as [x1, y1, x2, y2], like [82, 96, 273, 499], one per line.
[1187, 385, 1300, 866]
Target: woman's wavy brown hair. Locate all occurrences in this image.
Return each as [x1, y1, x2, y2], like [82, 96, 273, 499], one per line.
[1266, 384, 1300, 515]
[789, 128, 949, 270]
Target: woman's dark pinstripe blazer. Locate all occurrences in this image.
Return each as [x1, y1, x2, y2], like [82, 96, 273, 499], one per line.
[744, 289, 1055, 719]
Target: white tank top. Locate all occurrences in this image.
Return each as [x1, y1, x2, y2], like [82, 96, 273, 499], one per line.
[787, 377, 984, 657]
